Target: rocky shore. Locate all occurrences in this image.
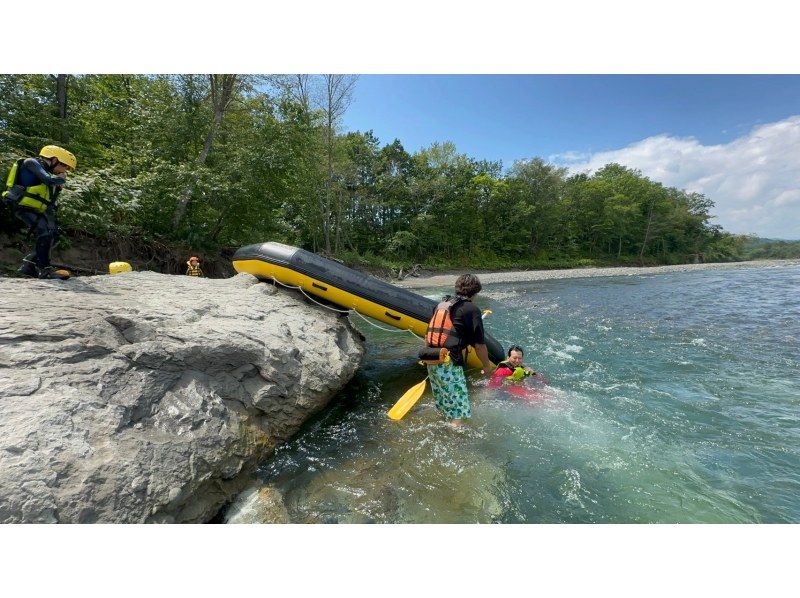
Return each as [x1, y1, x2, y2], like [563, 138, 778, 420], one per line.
[0, 272, 364, 523]
[396, 259, 800, 289]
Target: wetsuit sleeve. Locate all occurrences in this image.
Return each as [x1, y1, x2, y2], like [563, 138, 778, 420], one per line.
[458, 302, 485, 346]
[23, 158, 66, 186]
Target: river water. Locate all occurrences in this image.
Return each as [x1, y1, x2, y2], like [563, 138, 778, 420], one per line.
[253, 263, 800, 523]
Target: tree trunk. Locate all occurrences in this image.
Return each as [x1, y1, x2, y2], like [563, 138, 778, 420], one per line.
[334, 187, 342, 253]
[122, 76, 136, 177]
[639, 196, 655, 265]
[320, 75, 357, 255]
[324, 104, 333, 253]
[173, 74, 237, 228]
[56, 74, 68, 143]
[209, 199, 232, 242]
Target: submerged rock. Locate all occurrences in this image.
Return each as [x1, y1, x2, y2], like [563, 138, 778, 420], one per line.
[280, 456, 508, 524]
[0, 272, 364, 523]
[272, 428, 510, 523]
[224, 484, 291, 524]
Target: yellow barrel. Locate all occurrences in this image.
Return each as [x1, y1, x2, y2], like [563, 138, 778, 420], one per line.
[109, 261, 133, 275]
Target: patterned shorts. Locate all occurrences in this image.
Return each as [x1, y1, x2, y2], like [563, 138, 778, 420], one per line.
[427, 363, 471, 420]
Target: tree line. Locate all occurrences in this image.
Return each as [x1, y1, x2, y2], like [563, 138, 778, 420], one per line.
[1, 74, 791, 275]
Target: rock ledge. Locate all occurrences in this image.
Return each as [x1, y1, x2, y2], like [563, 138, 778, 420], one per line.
[0, 272, 364, 523]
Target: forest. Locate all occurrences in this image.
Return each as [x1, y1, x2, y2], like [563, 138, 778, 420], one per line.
[2, 74, 796, 277]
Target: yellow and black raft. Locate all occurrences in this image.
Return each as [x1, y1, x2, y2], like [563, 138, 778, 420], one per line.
[232, 242, 505, 369]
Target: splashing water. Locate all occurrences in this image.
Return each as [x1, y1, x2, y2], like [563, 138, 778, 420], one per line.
[252, 264, 800, 523]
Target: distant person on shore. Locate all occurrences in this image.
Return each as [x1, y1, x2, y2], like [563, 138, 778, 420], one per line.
[489, 345, 536, 388]
[2, 145, 76, 279]
[186, 256, 203, 277]
[424, 273, 493, 425]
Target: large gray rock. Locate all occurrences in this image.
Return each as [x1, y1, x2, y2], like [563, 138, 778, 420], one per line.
[0, 272, 364, 523]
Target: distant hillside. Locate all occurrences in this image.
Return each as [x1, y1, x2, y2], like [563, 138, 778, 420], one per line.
[741, 237, 800, 260]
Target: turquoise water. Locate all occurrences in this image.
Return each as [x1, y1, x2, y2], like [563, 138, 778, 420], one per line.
[257, 264, 800, 523]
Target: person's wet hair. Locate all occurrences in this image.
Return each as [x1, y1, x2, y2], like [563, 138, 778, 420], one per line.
[454, 273, 482, 297]
[507, 345, 524, 357]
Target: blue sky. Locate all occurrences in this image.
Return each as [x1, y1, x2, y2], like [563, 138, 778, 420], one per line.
[343, 75, 800, 239]
[344, 75, 800, 168]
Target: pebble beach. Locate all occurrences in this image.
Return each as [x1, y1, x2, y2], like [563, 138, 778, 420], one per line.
[396, 259, 800, 289]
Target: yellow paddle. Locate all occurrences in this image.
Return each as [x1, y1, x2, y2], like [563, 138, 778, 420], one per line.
[387, 377, 428, 420]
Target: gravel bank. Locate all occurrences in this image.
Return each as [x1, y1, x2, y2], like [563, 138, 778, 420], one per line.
[397, 259, 800, 289]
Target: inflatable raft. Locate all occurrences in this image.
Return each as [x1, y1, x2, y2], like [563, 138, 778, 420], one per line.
[232, 242, 505, 369]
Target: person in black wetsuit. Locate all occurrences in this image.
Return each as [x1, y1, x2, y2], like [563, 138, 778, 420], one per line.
[2, 145, 77, 279]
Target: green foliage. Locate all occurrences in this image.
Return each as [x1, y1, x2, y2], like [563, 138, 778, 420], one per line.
[739, 237, 800, 259]
[0, 74, 769, 273]
[386, 230, 419, 259]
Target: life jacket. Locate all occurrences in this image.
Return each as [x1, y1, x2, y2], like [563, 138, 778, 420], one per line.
[489, 362, 528, 389]
[186, 263, 203, 277]
[425, 296, 464, 348]
[492, 362, 515, 379]
[2, 159, 57, 214]
[495, 361, 530, 382]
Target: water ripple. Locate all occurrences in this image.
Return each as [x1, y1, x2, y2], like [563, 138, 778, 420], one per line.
[248, 264, 800, 523]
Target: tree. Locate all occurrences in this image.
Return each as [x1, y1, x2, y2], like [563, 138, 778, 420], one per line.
[506, 158, 568, 256]
[55, 74, 68, 143]
[172, 74, 240, 228]
[319, 74, 358, 253]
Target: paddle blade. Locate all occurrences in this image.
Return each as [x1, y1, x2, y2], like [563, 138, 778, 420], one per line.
[387, 379, 427, 421]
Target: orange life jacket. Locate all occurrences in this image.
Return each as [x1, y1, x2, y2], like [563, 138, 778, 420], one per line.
[425, 297, 463, 348]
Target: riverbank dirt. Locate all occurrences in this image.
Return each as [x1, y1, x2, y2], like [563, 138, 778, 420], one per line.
[396, 259, 800, 289]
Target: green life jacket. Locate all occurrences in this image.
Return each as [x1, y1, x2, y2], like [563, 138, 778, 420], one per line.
[2, 159, 56, 214]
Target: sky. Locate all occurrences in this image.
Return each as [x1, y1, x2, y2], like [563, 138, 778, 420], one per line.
[343, 75, 800, 240]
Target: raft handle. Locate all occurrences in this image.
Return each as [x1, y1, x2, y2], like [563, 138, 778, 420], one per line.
[312, 282, 328, 291]
[384, 311, 401, 321]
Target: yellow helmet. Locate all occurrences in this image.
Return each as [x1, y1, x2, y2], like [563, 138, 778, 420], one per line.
[109, 261, 132, 275]
[39, 145, 77, 170]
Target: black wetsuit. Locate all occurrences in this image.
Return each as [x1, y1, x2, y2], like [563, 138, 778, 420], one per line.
[12, 158, 66, 269]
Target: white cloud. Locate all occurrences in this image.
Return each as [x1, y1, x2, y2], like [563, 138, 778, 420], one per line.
[557, 116, 800, 239]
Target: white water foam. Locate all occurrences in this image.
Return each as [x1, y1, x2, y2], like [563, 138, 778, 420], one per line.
[559, 469, 585, 507]
[544, 346, 575, 362]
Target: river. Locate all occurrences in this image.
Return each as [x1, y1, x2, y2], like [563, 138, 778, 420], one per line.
[250, 262, 800, 523]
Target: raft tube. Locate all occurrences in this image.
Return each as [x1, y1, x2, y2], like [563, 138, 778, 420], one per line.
[232, 242, 505, 369]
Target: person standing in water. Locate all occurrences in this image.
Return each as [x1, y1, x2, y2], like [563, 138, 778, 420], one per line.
[424, 273, 492, 425]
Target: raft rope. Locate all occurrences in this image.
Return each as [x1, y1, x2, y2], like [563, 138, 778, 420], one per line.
[349, 309, 425, 339]
[263, 277, 512, 365]
[266, 276, 425, 340]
